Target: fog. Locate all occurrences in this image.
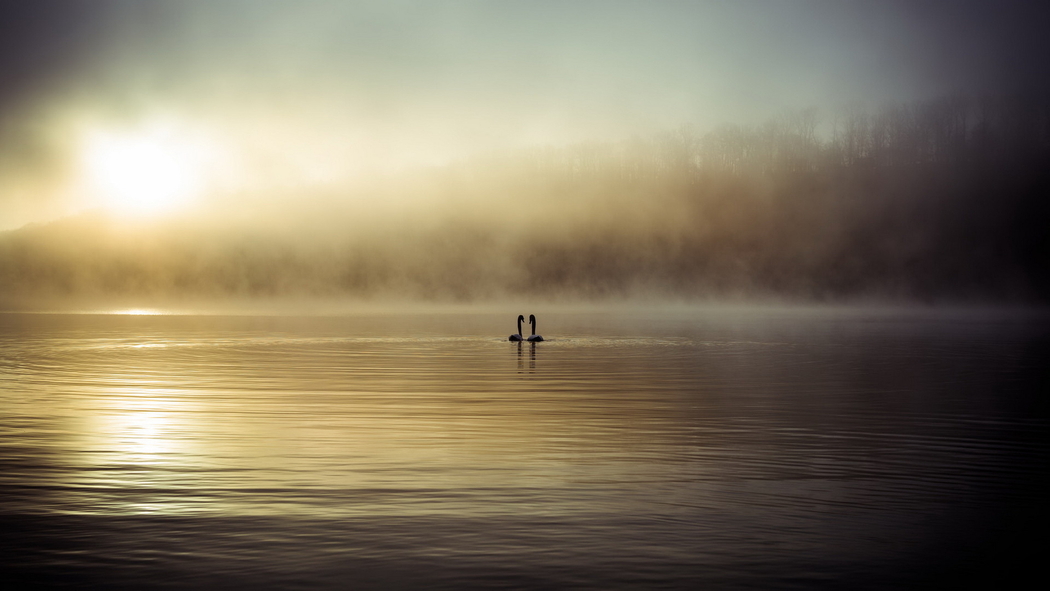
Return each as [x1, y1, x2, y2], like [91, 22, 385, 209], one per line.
[1, 1, 1048, 308]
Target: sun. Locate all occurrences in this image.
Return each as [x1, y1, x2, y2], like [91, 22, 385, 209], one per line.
[82, 123, 212, 217]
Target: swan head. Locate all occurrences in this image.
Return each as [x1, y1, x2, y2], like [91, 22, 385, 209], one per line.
[529, 314, 536, 325]
[518, 315, 525, 323]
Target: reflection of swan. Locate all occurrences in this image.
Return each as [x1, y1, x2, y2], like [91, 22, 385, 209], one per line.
[527, 314, 544, 342]
[509, 315, 525, 341]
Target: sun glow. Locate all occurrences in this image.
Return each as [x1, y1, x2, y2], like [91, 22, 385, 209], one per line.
[82, 123, 219, 217]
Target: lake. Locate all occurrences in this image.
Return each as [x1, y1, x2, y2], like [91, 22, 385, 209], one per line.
[0, 307, 1046, 589]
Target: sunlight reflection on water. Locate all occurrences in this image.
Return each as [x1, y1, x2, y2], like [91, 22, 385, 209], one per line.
[0, 308, 1046, 588]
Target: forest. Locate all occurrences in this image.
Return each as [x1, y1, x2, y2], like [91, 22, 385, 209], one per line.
[2, 93, 1048, 306]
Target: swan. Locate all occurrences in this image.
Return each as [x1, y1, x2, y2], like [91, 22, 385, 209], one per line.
[509, 315, 525, 341]
[527, 314, 544, 342]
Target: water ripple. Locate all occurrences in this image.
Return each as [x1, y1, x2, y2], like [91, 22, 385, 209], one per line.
[1, 309, 1046, 588]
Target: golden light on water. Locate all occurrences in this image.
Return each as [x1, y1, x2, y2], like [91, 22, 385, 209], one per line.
[105, 407, 172, 462]
[0, 3, 1045, 586]
[78, 388, 190, 466]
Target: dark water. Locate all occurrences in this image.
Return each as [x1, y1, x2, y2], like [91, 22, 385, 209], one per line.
[1, 307, 1046, 589]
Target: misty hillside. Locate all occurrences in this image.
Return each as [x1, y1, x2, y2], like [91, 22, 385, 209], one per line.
[2, 95, 1048, 306]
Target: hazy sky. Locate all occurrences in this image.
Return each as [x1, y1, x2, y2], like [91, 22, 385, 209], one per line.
[1, 0, 1047, 229]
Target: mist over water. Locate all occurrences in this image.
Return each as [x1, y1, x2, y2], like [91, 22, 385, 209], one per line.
[1, 3, 1048, 307]
[3, 93, 1049, 307]
[2, 2, 1049, 588]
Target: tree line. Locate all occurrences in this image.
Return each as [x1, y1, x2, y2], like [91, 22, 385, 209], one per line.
[1, 93, 1047, 305]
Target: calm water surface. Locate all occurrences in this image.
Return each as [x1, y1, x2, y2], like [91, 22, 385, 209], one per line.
[1, 308, 1046, 589]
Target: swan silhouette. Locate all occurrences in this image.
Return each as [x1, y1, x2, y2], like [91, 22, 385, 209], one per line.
[509, 315, 525, 341]
[527, 314, 544, 342]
